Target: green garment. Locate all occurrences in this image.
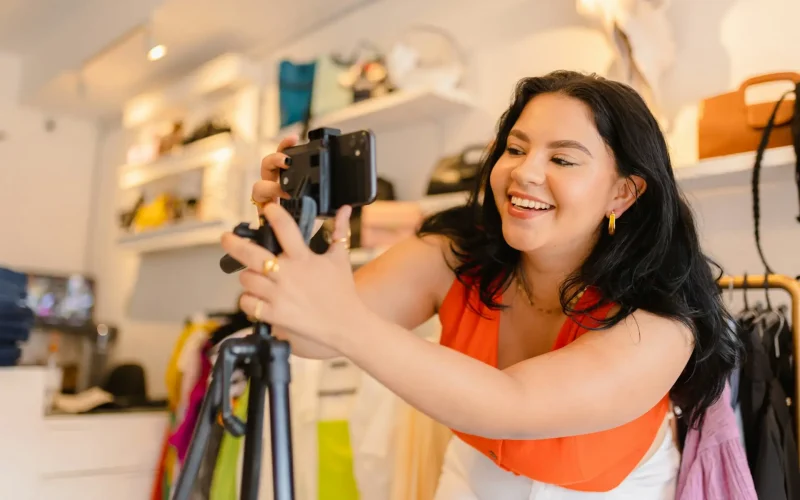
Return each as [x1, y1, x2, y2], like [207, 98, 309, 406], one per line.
[317, 420, 359, 500]
[211, 384, 250, 500]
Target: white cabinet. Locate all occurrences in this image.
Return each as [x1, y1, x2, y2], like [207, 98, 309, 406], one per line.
[36, 411, 168, 499]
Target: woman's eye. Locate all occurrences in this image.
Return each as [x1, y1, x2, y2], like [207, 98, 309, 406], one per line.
[506, 146, 525, 156]
[552, 157, 577, 167]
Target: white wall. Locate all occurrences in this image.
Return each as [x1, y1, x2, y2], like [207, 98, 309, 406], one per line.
[0, 52, 98, 275]
[90, 0, 800, 397]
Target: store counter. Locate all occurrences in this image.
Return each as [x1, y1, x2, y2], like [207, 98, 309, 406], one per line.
[0, 367, 168, 500]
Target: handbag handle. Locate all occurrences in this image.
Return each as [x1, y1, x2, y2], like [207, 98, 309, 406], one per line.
[739, 72, 800, 129]
[739, 71, 800, 91]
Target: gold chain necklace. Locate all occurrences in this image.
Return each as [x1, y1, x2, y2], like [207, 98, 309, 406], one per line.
[515, 278, 585, 315]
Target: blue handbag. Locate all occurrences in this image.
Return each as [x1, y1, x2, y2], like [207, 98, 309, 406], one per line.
[278, 60, 317, 131]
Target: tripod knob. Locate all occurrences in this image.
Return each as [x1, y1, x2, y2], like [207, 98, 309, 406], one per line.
[234, 222, 257, 240]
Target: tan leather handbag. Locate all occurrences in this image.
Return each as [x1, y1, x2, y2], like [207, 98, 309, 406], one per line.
[698, 72, 800, 159]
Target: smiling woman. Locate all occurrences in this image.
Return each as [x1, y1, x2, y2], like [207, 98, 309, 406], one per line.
[226, 70, 743, 500]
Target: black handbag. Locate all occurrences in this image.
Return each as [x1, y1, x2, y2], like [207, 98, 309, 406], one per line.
[426, 145, 485, 195]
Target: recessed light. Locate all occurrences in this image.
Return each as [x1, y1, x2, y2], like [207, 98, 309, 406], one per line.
[148, 44, 167, 61]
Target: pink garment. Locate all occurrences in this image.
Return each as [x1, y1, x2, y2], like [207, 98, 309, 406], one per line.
[676, 382, 757, 500]
[168, 341, 212, 463]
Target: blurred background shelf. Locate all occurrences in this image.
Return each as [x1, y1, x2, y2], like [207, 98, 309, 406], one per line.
[118, 133, 240, 189]
[674, 145, 796, 188]
[117, 219, 231, 253]
[268, 87, 475, 140]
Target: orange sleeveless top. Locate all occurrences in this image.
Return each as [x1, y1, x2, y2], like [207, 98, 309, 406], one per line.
[438, 278, 670, 492]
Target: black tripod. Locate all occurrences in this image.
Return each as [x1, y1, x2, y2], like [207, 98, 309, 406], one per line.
[173, 195, 319, 500]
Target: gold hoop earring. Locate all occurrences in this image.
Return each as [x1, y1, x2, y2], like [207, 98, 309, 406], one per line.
[608, 211, 616, 236]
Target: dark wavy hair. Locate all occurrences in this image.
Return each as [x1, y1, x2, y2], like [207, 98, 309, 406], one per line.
[418, 70, 743, 428]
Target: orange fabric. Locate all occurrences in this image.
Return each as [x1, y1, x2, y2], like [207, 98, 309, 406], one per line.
[438, 278, 670, 492]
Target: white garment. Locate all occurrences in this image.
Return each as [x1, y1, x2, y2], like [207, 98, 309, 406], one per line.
[250, 355, 324, 500]
[434, 427, 680, 500]
[349, 316, 443, 499]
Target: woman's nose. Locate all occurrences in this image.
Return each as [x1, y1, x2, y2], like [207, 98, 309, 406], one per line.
[511, 155, 546, 186]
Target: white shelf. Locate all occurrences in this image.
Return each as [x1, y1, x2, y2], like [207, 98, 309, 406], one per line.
[123, 53, 262, 129]
[269, 87, 475, 140]
[348, 192, 470, 267]
[349, 247, 387, 267]
[117, 219, 230, 253]
[417, 191, 470, 215]
[118, 133, 240, 189]
[674, 145, 795, 183]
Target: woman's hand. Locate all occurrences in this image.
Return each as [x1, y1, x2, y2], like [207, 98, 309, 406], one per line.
[252, 135, 296, 206]
[221, 201, 364, 352]
[241, 139, 342, 359]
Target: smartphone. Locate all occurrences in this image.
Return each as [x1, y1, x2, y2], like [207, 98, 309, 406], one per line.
[280, 128, 377, 217]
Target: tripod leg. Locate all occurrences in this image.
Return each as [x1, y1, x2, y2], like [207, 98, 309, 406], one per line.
[172, 361, 224, 500]
[240, 351, 268, 500]
[268, 337, 295, 500]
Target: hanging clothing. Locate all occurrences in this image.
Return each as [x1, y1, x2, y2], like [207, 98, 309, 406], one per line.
[211, 383, 250, 500]
[349, 318, 445, 500]
[318, 420, 360, 500]
[675, 382, 757, 499]
[390, 401, 453, 500]
[349, 369, 401, 500]
[736, 305, 800, 500]
[169, 340, 213, 463]
[152, 317, 220, 500]
[437, 279, 672, 492]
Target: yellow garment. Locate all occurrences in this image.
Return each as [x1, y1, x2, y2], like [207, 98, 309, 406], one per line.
[318, 420, 359, 500]
[159, 317, 218, 499]
[211, 384, 250, 500]
[390, 402, 452, 500]
[164, 319, 219, 410]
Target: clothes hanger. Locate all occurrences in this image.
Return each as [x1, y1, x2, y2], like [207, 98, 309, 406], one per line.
[209, 309, 253, 347]
[738, 273, 760, 322]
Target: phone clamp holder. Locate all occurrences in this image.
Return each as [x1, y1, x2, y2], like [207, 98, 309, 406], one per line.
[173, 194, 319, 500]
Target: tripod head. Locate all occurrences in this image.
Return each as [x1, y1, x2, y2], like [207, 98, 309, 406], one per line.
[219, 127, 343, 273]
[220, 195, 319, 273]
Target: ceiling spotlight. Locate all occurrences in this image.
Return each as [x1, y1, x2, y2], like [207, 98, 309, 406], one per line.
[148, 44, 167, 61]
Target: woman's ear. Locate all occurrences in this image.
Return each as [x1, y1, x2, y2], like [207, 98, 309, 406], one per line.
[609, 175, 647, 217]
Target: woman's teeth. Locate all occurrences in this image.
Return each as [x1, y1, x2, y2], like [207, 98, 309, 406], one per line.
[510, 196, 553, 210]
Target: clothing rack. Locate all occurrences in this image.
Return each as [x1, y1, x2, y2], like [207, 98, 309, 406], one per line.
[718, 273, 800, 458]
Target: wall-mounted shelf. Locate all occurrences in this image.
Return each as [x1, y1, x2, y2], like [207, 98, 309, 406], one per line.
[348, 192, 471, 267]
[117, 219, 231, 253]
[674, 145, 795, 185]
[349, 247, 386, 267]
[118, 133, 241, 189]
[268, 87, 475, 140]
[417, 191, 471, 215]
[123, 53, 262, 129]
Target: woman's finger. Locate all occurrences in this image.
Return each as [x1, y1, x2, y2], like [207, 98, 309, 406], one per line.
[239, 293, 275, 324]
[252, 180, 289, 205]
[260, 135, 299, 180]
[260, 152, 292, 181]
[221, 232, 281, 280]
[263, 203, 312, 259]
[326, 205, 353, 260]
[277, 134, 299, 152]
[239, 269, 279, 302]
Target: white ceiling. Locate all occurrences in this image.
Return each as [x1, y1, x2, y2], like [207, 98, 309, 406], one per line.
[0, 0, 376, 121]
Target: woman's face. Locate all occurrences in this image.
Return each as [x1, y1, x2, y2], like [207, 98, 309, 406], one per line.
[489, 92, 629, 255]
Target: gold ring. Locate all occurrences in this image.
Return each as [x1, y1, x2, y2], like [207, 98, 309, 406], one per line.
[262, 257, 280, 275]
[330, 236, 350, 249]
[253, 299, 264, 321]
